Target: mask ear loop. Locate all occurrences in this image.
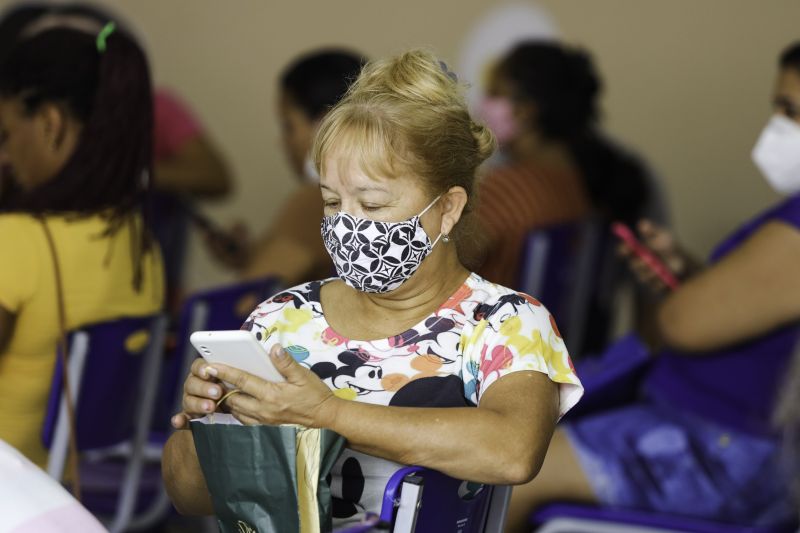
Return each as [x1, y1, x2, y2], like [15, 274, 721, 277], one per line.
[418, 194, 445, 248]
[417, 194, 443, 218]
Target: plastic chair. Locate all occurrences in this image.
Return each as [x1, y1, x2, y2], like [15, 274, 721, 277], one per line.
[530, 503, 798, 533]
[41, 313, 168, 533]
[156, 276, 282, 429]
[336, 466, 511, 532]
[563, 333, 652, 421]
[518, 220, 605, 357]
[141, 277, 282, 525]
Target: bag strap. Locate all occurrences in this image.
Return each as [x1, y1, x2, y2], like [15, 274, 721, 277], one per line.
[40, 217, 82, 500]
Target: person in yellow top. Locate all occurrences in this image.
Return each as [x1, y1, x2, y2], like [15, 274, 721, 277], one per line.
[0, 16, 164, 467]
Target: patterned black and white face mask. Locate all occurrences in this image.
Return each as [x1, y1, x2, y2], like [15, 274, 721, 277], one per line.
[321, 196, 443, 293]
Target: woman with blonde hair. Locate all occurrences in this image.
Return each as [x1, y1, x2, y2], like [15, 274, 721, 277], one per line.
[162, 49, 583, 526]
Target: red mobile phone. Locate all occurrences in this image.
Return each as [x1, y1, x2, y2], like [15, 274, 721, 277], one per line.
[611, 222, 680, 290]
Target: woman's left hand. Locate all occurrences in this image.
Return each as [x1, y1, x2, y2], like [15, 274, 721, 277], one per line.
[208, 344, 340, 428]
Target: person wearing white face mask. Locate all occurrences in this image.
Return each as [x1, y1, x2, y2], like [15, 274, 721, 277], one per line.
[506, 41, 800, 531]
[753, 106, 800, 195]
[203, 49, 365, 285]
[162, 50, 584, 528]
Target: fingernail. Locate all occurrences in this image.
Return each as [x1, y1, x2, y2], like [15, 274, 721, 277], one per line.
[274, 346, 287, 358]
[203, 401, 213, 412]
[171, 415, 182, 427]
[208, 387, 220, 398]
[205, 366, 218, 377]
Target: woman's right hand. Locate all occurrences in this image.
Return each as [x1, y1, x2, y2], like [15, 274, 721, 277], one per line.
[618, 219, 696, 293]
[171, 358, 227, 430]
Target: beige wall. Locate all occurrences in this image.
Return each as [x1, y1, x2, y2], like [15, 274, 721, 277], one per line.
[9, 0, 797, 290]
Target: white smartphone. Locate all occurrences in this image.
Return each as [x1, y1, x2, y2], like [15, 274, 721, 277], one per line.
[189, 330, 286, 383]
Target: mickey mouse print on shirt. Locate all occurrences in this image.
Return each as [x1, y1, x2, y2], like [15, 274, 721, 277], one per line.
[240, 273, 583, 522]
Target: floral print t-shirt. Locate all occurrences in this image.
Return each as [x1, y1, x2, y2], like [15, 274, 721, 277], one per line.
[242, 272, 583, 523]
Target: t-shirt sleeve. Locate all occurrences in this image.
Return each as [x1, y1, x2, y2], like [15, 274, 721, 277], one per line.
[0, 217, 40, 313]
[153, 88, 204, 161]
[472, 294, 583, 417]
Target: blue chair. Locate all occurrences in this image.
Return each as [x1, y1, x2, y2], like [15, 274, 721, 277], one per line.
[336, 466, 511, 532]
[530, 503, 798, 533]
[141, 277, 282, 525]
[518, 220, 606, 358]
[42, 313, 168, 533]
[155, 276, 282, 430]
[563, 333, 651, 421]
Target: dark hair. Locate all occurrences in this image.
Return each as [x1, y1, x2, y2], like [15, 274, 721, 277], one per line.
[497, 42, 649, 225]
[0, 24, 154, 288]
[0, 3, 49, 64]
[280, 49, 366, 120]
[780, 41, 800, 72]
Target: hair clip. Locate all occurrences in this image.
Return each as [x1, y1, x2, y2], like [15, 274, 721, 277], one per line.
[96, 21, 116, 53]
[438, 60, 458, 82]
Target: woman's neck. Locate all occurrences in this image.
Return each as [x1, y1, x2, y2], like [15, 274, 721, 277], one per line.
[325, 247, 470, 339]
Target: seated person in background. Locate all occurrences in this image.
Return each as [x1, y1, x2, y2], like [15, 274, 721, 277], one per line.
[162, 50, 583, 526]
[474, 42, 651, 288]
[0, 2, 232, 309]
[506, 41, 800, 531]
[0, 19, 164, 467]
[52, 3, 231, 310]
[205, 49, 365, 284]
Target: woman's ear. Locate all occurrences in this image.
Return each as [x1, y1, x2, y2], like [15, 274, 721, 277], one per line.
[439, 186, 469, 236]
[37, 102, 68, 151]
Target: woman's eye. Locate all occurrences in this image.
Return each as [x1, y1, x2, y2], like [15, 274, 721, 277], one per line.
[362, 204, 383, 212]
[324, 201, 340, 210]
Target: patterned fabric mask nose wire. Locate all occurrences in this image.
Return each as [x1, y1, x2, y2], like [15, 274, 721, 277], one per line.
[321, 195, 443, 293]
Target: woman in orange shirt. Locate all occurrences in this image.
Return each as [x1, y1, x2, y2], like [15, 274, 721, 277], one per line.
[475, 42, 651, 288]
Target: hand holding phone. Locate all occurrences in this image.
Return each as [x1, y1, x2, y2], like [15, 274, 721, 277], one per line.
[612, 222, 680, 290]
[190, 330, 286, 384]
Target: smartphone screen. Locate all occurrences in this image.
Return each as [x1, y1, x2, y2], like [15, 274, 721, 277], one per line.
[611, 222, 680, 290]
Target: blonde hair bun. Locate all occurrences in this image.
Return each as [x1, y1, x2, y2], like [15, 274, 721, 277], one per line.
[313, 48, 496, 212]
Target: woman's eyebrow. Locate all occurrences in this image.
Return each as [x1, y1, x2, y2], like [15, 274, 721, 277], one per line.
[355, 184, 390, 193]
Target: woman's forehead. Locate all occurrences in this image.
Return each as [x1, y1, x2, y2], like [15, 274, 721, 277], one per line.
[321, 152, 418, 195]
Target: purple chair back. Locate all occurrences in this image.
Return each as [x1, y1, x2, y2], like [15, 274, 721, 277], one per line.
[155, 277, 281, 429]
[42, 315, 166, 451]
[564, 333, 652, 421]
[374, 466, 509, 532]
[40, 314, 168, 533]
[518, 220, 605, 358]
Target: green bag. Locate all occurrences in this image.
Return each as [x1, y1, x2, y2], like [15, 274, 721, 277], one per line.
[191, 415, 346, 533]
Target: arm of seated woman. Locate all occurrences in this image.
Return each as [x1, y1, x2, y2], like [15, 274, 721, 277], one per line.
[162, 428, 214, 516]
[658, 220, 800, 352]
[203, 349, 560, 487]
[328, 370, 560, 486]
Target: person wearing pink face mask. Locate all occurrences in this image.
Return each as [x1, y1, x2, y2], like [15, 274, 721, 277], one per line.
[474, 42, 653, 289]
